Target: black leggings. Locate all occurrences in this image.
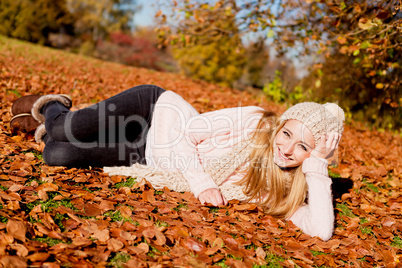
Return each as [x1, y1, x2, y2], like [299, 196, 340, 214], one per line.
[42, 85, 165, 167]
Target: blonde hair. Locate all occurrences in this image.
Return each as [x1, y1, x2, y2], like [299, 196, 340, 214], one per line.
[239, 110, 308, 219]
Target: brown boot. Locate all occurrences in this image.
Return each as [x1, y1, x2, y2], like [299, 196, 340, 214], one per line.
[34, 124, 47, 143]
[11, 95, 42, 115]
[31, 94, 72, 124]
[10, 94, 72, 134]
[10, 114, 41, 133]
[10, 95, 42, 133]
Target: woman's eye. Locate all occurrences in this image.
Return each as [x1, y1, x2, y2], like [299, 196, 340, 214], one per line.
[299, 144, 308, 151]
[283, 131, 290, 137]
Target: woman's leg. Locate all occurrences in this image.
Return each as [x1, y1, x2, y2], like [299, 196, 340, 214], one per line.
[43, 84, 165, 143]
[43, 138, 145, 167]
[42, 84, 165, 166]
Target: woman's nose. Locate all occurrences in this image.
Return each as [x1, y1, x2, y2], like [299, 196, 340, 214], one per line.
[283, 142, 294, 155]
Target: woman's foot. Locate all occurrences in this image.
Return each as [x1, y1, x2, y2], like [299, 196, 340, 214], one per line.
[10, 94, 72, 134]
[11, 95, 42, 115]
[10, 95, 42, 133]
[10, 114, 41, 133]
[31, 94, 72, 124]
[34, 124, 47, 143]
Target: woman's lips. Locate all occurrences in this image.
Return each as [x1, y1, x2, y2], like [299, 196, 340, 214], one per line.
[278, 148, 291, 161]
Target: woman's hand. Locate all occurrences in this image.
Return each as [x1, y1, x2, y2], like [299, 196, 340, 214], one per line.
[198, 188, 228, 206]
[310, 132, 341, 159]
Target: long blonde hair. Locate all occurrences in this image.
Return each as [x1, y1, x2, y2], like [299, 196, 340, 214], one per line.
[239, 110, 308, 219]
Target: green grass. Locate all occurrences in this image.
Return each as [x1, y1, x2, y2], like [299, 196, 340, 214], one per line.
[173, 203, 188, 212]
[114, 177, 137, 188]
[104, 210, 125, 222]
[391, 236, 402, 248]
[33, 237, 67, 247]
[103, 210, 139, 225]
[336, 203, 357, 218]
[0, 185, 8, 191]
[6, 89, 22, 98]
[23, 194, 77, 231]
[0, 215, 8, 223]
[23, 149, 43, 160]
[215, 249, 284, 268]
[310, 250, 327, 256]
[358, 256, 367, 262]
[365, 182, 379, 193]
[108, 252, 131, 268]
[146, 243, 168, 258]
[216, 261, 228, 268]
[25, 194, 78, 213]
[257, 252, 285, 268]
[53, 213, 69, 231]
[360, 226, 373, 235]
[25, 176, 47, 186]
[82, 187, 94, 193]
[361, 178, 379, 193]
[360, 218, 369, 224]
[246, 244, 258, 250]
[210, 207, 220, 213]
[328, 169, 341, 179]
[216, 255, 243, 267]
[155, 220, 169, 227]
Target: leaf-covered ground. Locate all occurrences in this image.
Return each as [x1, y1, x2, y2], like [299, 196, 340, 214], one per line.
[0, 36, 401, 268]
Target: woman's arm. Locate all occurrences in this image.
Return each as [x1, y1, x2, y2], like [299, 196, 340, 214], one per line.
[288, 157, 334, 241]
[288, 132, 340, 241]
[170, 105, 263, 204]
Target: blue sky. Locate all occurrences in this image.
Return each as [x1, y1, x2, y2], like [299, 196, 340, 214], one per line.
[133, 0, 158, 27]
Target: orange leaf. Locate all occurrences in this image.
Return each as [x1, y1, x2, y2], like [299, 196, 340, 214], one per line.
[107, 238, 124, 252]
[233, 204, 257, 211]
[337, 36, 347, 44]
[183, 237, 206, 252]
[36, 182, 58, 192]
[154, 229, 166, 246]
[92, 229, 110, 243]
[26, 252, 50, 262]
[0, 256, 27, 267]
[9, 244, 28, 257]
[155, 10, 163, 18]
[6, 220, 26, 242]
[83, 203, 102, 217]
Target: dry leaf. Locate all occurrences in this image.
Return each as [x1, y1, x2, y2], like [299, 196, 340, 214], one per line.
[6, 220, 26, 242]
[9, 244, 28, 257]
[107, 238, 124, 252]
[92, 229, 110, 243]
[0, 255, 27, 268]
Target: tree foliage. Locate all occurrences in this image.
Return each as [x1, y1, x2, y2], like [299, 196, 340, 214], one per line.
[0, 0, 74, 44]
[95, 29, 172, 71]
[157, 0, 246, 87]
[242, 38, 270, 89]
[67, 0, 137, 41]
[156, 0, 402, 129]
[0, 0, 137, 45]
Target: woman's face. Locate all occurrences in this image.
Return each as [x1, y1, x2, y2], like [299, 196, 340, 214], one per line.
[273, 119, 315, 168]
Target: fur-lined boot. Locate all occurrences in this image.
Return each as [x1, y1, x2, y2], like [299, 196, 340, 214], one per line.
[10, 94, 72, 143]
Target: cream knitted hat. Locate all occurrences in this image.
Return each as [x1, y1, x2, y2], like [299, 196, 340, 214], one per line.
[280, 102, 345, 145]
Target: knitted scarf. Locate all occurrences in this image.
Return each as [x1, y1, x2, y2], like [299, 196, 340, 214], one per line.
[104, 140, 253, 201]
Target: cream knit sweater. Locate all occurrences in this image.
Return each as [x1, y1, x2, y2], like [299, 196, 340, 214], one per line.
[104, 91, 335, 241]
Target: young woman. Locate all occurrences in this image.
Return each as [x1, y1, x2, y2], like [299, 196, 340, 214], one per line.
[10, 84, 344, 241]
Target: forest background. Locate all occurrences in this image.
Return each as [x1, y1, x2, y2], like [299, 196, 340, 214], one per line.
[0, 0, 401, 131]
